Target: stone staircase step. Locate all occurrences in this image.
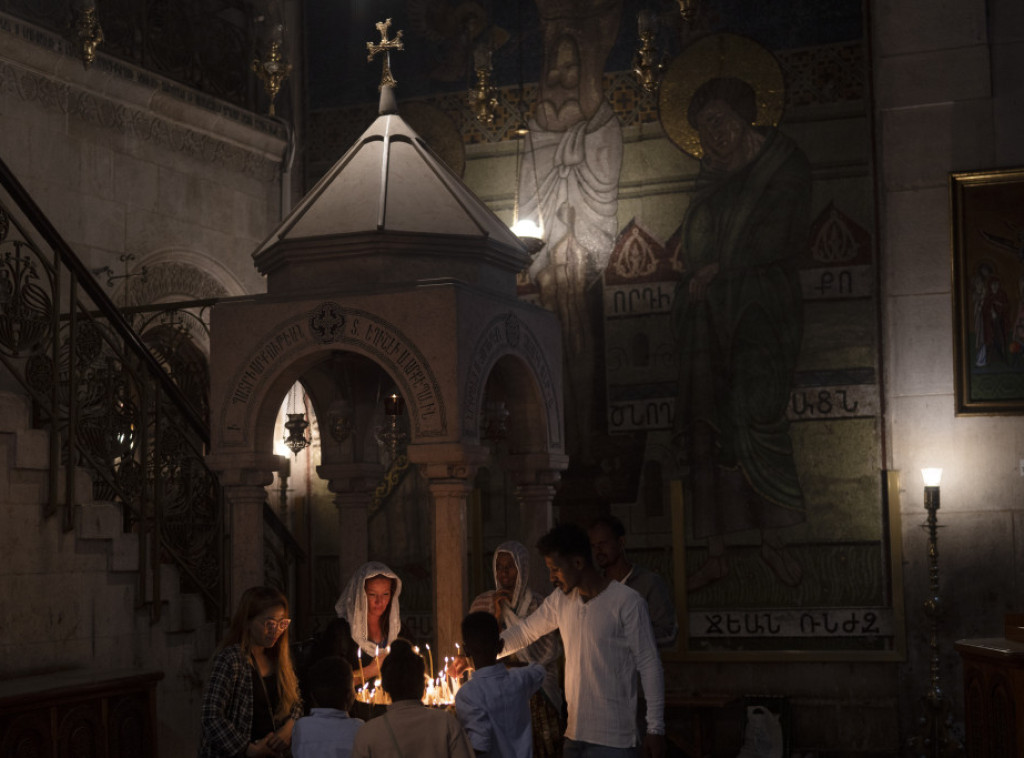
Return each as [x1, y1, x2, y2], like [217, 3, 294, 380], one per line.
[0, 391, 31, 433]
[14, 428, 50, 470]
[0, 386, 218, 706]
[78, 502, 123, 540]
[110, 530, 140, 572]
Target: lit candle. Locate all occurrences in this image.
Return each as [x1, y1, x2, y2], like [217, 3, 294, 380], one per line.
[359, 654, 365, 686]
[426, 643, 433, 678]
[375, 644, 381, 677]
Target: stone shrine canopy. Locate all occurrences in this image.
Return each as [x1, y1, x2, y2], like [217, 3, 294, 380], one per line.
[253, 86, 530, 298]
[209, 64, 565, 652]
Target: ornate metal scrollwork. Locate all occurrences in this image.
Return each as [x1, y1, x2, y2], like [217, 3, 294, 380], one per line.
[0, 238, 54, 358]
[0, 182, 226, 621]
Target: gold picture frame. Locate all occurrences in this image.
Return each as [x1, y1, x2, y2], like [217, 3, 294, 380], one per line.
[951, 167, 1024, 414]
[665, 474, 906, 662]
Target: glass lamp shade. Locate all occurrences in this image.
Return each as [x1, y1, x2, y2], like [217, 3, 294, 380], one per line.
[921, 468, 943, 487]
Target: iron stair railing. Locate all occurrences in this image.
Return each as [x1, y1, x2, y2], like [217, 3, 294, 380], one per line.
[0, 154, 228, 626]
[0, 154, 306, 633]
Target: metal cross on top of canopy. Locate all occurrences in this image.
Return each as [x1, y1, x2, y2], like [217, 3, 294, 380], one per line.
[367, 18, 404, 90]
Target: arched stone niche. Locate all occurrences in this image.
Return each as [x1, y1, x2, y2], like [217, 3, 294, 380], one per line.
[461, 311, 562, 453]
[215, 301, 450, 452]
[208, 288, 565, 650]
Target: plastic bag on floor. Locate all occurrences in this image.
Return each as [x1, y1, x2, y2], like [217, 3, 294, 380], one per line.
[735, 705, 783, 758]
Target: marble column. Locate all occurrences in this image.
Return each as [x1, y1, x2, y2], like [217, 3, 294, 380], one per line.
[317, 462, 383, 591]
[505, 454, 567, 595]
[206, 452, 279, 610]
[409, 444, 489, 654]
[426, 475, 475, 657]
[515, 476, 561, 597]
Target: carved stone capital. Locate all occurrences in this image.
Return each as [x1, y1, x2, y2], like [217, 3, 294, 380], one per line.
[316, 462, 384, 494]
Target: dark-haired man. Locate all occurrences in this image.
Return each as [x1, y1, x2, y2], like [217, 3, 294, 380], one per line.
[589, 516, 678, 649]
[499, 523, 666, 758]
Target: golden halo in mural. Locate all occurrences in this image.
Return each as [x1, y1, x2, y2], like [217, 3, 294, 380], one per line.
[659, 33, 785, 160]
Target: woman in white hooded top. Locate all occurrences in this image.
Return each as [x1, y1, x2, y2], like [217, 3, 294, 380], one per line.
[335, 561, 409, 686]
[469, 540, 565, 757]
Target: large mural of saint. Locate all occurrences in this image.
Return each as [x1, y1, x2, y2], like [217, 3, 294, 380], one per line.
[669, 61, 810, 593]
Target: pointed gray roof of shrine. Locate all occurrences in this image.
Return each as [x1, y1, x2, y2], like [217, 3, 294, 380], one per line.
[253, 85, 529, 297]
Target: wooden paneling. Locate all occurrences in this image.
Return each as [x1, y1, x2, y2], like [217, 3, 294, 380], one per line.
[0, 670, 162, 758]
[956, 637, 1024, 758]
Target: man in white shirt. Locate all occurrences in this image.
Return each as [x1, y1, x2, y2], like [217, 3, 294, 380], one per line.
[500, 523, 667, 758]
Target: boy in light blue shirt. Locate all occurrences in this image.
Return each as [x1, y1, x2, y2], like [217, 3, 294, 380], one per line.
[455, 611, 546, 758]
[292, 656, 364, 758]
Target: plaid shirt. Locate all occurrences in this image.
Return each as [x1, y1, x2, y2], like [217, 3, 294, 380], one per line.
[199, 644, 302, 758]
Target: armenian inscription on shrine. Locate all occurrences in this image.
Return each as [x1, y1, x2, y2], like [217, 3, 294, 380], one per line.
[222, 303, 446, 445]
[230, 323, 306, 407]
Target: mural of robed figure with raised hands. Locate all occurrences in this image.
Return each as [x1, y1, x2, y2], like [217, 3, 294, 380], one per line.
[517, 0, 624, 465]
[664, 35, 811, 593]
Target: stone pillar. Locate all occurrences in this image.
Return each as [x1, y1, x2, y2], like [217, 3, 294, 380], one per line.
[426, 475, 474, 657]
[507, 454, 567, 597]
[317, 462, 383, 591]
[206, 452, 279, 611]
[409, 443, 488, 655]
[516, 481, 558, 595]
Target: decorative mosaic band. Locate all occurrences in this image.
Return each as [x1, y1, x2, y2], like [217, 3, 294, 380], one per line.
[0, 13, 285, 182]
[307, 41, 865, 164]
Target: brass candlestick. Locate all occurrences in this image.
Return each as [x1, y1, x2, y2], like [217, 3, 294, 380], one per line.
[252, 27, 292, 117]
[906, 469, 964, 758]
[71, 5, 104, 70]
[632, 12, 664, 95]
[469, 43, 498, 125]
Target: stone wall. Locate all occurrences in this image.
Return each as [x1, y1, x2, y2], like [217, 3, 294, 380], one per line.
[0, 11, 287, 302]
[0, 12, 289, 756]
[878, 0, 1024, 751]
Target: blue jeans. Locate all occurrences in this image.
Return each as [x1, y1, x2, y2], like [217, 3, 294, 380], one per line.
[563, 739, 642, 758]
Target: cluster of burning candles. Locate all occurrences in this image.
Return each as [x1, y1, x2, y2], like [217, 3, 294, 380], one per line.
[353, 642, 468, 707]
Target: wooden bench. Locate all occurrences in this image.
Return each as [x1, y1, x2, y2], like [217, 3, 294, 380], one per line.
[0, 668, 163, 758]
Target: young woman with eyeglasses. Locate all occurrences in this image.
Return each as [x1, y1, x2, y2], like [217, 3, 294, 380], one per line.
[199, 586, 303, 757]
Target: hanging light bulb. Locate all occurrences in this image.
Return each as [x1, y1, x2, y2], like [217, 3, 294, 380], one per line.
[283, 383, 310, 456]
[510, 128, 545, 255]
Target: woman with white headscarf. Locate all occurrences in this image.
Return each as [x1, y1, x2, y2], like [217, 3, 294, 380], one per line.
[335, 561, 408, 686]
[469, 540, 565, 756]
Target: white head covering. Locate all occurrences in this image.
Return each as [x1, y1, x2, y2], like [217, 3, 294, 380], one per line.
[334, 561, 403, 658]
[493, 540, 534, 617]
